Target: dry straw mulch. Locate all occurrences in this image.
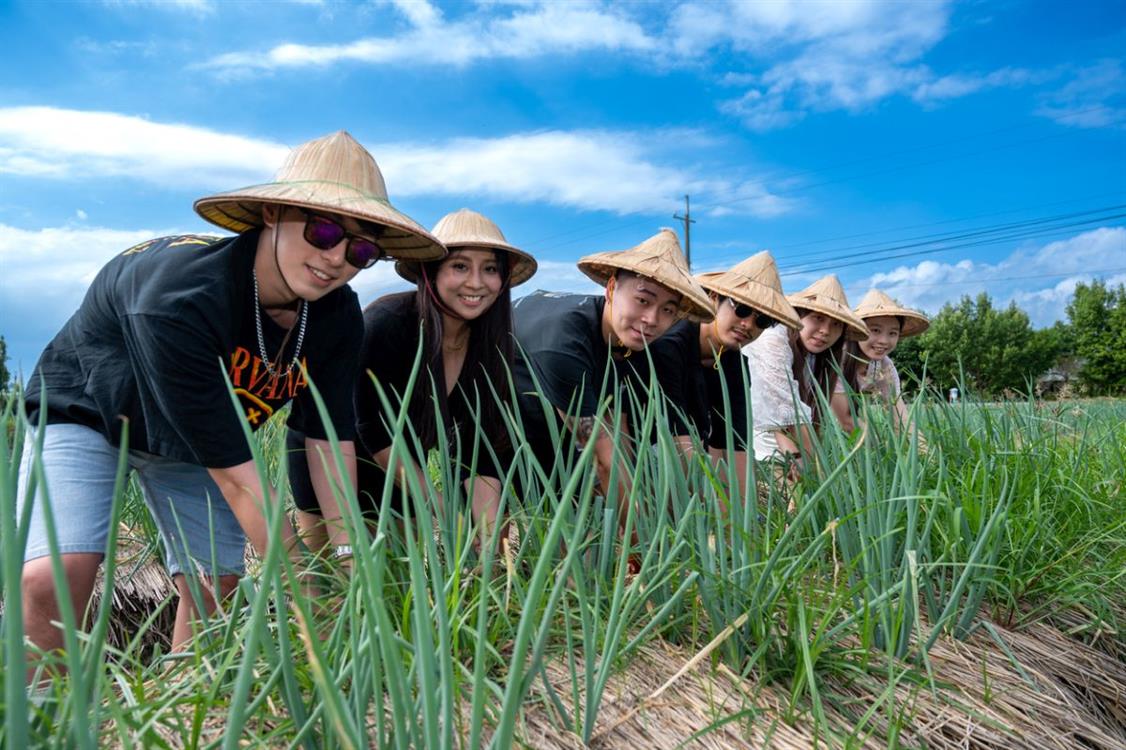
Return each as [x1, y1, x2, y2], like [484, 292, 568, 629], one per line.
[89, 527, 176, 657]
[515, 615, 1125, 749]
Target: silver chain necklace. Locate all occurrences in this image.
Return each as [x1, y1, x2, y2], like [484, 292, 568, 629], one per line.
[253, 269, 308, 379]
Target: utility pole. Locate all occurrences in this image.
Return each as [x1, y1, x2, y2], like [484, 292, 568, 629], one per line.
[673, 194, 694, 269]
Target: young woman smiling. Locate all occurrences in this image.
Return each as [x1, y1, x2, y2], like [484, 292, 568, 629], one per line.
[831, 289, 930, 434]
[645, 251, 801, 497]
[512, 229, 713, 535]
[743, 274, 869, 482]
[290, 209, 536, 551]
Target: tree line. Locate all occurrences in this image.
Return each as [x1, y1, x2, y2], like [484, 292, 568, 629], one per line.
[893, 280, 1126, 398]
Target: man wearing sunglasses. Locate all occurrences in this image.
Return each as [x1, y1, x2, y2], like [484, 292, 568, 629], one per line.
[641, 252, 801, 504]
[17, 131, 445, 676]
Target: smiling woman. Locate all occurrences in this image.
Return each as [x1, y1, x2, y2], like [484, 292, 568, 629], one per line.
[742, 274, 869, 484]
[288, 208, 537, 550]
[832, 288, 931, 434]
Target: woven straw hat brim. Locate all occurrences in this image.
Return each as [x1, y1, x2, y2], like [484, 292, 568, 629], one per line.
[853, 291, 930, 338]
[852, 310, 929, 339]
[396, 240, 538, 287]
[787, 293, 870, 340]
[194, 182, 446, 262]
[695, 272, 802, 330]
[577, 255, 714, 323]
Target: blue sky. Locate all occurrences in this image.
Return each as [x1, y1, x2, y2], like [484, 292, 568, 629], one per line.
[2, 0, 1124, 373]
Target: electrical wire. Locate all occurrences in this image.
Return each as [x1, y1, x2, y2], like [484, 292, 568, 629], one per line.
[857, 266, 1126, 291]
[779, 213, 1126, 276]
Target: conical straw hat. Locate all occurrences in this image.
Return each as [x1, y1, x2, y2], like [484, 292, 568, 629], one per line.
[576, 228, 714, 323]
[786, 274, 869, 340]
[852, 289, 930, 338]
[396, 208, 538, 287]
[694, 251, 802, 330]
[194, 130, 445, 261]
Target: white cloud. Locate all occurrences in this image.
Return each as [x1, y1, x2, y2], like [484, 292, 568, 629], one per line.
[0, 224, 166, 289]
[1036, 59, 1126, 129]
[0, 107, 286, 188]
[686, 0, 954, 129]
[386, 0, 442, 28]
[1009, 274, 1126, 328]
[189, 0, 1081, 131]
[74, 37, 159, 57]
[75, 209, 88, 221]
[514, 259, 599, 296]
[0, 108, 792, 218]
[912, 67, 1037, 104]
[857, 227, 1126, 326]
[683, 1, 1064, 130]
[0, 224, 174, 370]
[203, 1, 655, 72]
[380, 129, 791, 216]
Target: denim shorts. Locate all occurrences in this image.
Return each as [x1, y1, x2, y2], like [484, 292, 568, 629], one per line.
[17, 423, 246, 578]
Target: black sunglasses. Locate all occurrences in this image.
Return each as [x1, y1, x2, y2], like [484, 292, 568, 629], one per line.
[728, 298, 777, 329]
[296, 208, 385, 269]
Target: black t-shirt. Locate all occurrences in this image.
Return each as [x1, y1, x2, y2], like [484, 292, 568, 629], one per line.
[513, 291, 649, 458]
[26, 232, 362, 468]
[647, 320, 750, 451]
[513, 292, 608, 420]
[354, 292, 500, 471]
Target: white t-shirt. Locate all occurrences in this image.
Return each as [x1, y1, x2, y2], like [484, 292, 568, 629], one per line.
[742, 325, 812, 461]
[833, 356, 902, 402]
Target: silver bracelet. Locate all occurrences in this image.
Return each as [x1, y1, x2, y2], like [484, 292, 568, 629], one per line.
[332, 545, 354, 560]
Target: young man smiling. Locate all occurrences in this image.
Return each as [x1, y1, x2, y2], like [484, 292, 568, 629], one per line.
[511, 229, 713, 540]
[17, 131, 445, 673]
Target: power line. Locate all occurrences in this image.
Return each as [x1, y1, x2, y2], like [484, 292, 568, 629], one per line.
[778, 204, 1126, 264]
[779, 214, 1126, 276]
[774, 204, 1126, 269]
[861, 266, 1126, 291]
[761, 190, 1126, 255]
[698, 191, 1126, 268]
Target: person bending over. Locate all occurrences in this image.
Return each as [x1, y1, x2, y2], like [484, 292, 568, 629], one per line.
[647, 251, 801, 505]
[743, 275, 869, 484]
[289, 209, 536, 552]
[512, 229, 713, 534]
[831, 289, 929, 437]
[17, 131, 444, 674]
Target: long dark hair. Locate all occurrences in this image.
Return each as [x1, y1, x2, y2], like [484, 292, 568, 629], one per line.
[789, 307, 845, 427]
[410, 249, 514, 453]
[840, 341, 865, 394]
[840, 315, 904, 394]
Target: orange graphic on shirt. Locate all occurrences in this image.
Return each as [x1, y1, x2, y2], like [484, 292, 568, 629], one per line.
[234, 389, 274, 426]
[228, 346, 309, 427]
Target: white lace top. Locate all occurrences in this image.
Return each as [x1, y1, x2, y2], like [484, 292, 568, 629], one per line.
[742, 325, 812, 461]
[833, 356, 902, 402]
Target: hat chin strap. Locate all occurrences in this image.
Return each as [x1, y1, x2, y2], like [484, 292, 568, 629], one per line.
[605, 288, 635, 357]
[270, 211, 300, 305]
[420, 263, 466, 321]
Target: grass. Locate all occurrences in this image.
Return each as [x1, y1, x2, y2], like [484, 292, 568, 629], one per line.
[1, 370, 1124, 748]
